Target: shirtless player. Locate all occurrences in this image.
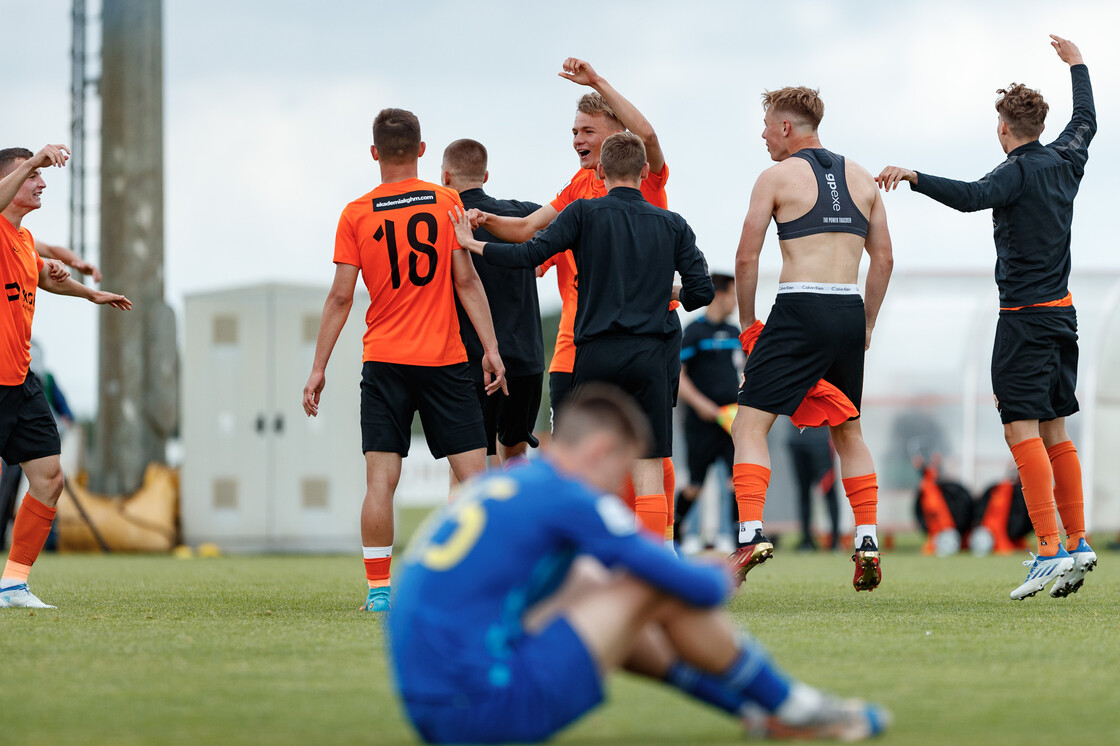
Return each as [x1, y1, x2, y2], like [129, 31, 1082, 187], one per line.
[728, 87, 894, 592]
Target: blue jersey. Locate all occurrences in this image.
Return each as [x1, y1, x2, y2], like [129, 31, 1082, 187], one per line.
[388, 459, 729, 701]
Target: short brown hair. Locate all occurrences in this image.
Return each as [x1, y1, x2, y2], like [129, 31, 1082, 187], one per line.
[372, 108, 422, 164]
[762, 86, 824, 130]
[996, 83, 1048, 139]
[0, 147, 33, 178]
[553, 383, 652, 454]
[576, 92, 622, 129]
[442, 138, 487, 182]
[599, 132, 646, 181]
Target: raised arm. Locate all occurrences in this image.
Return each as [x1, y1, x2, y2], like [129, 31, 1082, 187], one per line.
[735, 171, 777, 329]
[302, 264, 357, 417]
[471, 203, 558, 243]
[862, 190, 894, 350]
[558, 58, 665, 173]
[0, 145, 68, 212]
[451, 250, 507, 396]
[1048, 35, 1095, 164]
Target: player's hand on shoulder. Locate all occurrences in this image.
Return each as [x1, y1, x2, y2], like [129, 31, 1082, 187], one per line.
[93, 290, 131, 310]
[558, 58, 601, 87]
[303, 370, 325, 417]
[466, 208, 487, 229]
[875, 166, 916, 191]
[33, 144, 70, 169]
[1050, 34, 1084, 66]
[449, 206, 481, 254]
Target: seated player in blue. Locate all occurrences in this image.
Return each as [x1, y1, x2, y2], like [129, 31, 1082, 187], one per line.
[388, 384, 890, 743]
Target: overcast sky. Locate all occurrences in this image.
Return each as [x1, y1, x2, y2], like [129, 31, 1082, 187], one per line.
[4, 0, 1119, 414]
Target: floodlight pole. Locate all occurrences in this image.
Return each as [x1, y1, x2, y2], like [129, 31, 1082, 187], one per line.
[92, 0, 178, 494]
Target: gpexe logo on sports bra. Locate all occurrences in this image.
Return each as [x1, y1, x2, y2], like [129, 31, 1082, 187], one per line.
[825, 173, 841, 212]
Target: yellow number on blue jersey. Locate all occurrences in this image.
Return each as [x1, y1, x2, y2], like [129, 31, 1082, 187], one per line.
[408, 476, 520, 572]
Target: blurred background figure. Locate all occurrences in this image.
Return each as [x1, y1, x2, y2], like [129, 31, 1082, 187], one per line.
[675, 273, 742, 553]
[787, 425, 840, 551]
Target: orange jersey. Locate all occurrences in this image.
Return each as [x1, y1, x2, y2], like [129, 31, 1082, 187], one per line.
[0, 217, 42, 385]
[543, 164, 670, 373]
[334, 178, 468, 366]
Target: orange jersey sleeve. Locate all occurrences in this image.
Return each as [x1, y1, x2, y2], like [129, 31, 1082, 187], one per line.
[335, 179, 467, 366]
[0, 218, 40, 384]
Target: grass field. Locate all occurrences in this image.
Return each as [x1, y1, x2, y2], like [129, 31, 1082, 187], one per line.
[1, 522, 1117, 745]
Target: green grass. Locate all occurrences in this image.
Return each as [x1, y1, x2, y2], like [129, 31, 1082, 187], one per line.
[1, 528, 1116, 745]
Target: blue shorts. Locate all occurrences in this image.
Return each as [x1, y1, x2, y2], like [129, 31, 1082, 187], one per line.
[402, 617, 603, 744]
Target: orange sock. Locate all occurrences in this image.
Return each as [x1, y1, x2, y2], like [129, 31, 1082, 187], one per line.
[634, 494, 667, 538]
[362, 545, 392, 588]
[1047, 441, 1085, 550]
[663, 458, 676, 541]
[1009, 438, 1060, 555]
[2, 494, 56, 583]
[733, 463, 770, 523]
[842, 473, 878, 526]
[619, 475, 637, 512]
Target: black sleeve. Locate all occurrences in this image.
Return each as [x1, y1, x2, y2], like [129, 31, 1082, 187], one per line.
[674, 221, 714, 312]
[910, 158, 1025, 213]
[483, 202, 583, 268]
[1049, 64, 1096, 172]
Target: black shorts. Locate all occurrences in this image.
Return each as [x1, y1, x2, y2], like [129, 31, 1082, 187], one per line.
[474, 372, 542, 456]
[683, 412, 734, 488]
[738, 293, 865, 416]
[0, 374, 62, 465]
[360, 361, 486, 459]
[573, 337, 673, 458]
[991, 307, 1079, 424]
[548, 371, 574, 431]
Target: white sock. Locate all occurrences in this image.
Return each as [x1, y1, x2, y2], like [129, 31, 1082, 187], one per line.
[362, 545, 393, 559]
[855, 525, 878, 549]
[738, 520, 764, 542]
[776, 682, 825, 725]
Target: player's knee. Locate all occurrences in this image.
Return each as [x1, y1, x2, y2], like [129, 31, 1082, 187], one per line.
[29, 463, 64, 504]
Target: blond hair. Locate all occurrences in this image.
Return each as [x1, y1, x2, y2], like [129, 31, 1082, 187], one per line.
[762, 86, 824, 130]
[576, 93, 622, 129]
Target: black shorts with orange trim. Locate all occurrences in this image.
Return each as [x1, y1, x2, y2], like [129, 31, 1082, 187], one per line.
[573, 336, 673, 459]
[991, 306, 1078, 424]
[473, 373, 542, 456]
[360, 361, 486, 459]
[0, 373, 62, 465]
[738, 293, 865, 416]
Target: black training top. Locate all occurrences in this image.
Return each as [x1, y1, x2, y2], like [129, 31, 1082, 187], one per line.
[454, 188, 545, 379]
[680, 316, 742, 407]
[912, 64, 1096, 308]
[484, 187, 714, 343]
[775, 148, 869, 240]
